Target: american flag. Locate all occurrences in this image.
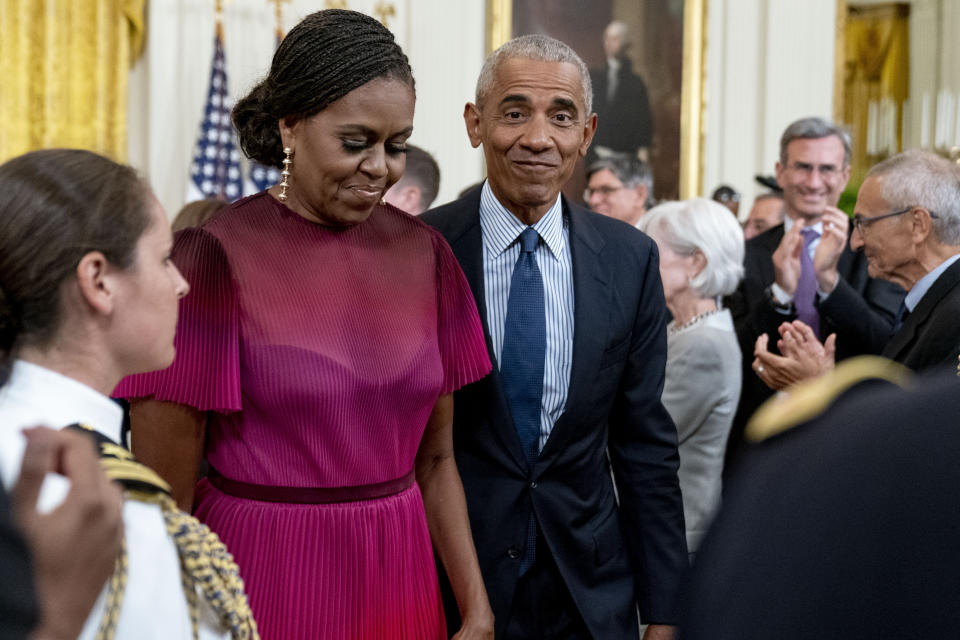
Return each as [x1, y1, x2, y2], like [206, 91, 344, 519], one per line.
[188, 29, 243, 203]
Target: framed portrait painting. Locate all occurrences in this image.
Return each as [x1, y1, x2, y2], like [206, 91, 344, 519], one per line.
[486, 0, 706, 203]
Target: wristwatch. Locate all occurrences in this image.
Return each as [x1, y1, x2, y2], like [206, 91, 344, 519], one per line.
[764, 284, 795, 315]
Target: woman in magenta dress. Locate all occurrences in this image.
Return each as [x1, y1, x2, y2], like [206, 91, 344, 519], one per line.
[115, 10, 494, 639]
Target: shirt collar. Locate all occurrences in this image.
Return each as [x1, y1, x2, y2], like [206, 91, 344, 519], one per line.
[904, 253, 960, 312]
[2, 360, 124, 444]
[784, 216, 823, 236]
[479, 180, 566, 260]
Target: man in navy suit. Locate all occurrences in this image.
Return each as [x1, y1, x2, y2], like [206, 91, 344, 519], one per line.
[421, 34, 686, 640]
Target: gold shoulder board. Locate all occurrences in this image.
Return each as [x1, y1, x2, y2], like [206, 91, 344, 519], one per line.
[65, 424, 172, 496]
[745, 356, 913, 443]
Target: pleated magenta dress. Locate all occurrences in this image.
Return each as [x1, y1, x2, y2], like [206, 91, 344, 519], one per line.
[115, 193, 491, 640]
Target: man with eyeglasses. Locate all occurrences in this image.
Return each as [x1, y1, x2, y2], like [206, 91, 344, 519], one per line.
[584, 156, 653, 227]
[753, 149, 960, 386]
[724, 117, 904, 470]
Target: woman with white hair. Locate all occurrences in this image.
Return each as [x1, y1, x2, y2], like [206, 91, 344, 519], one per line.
[639, 198, 745, 555]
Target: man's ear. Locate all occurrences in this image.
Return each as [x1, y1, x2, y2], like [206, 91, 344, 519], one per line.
[635, 183, 649, 207]
[911, 207, 934, 244]
[74, 252, 115, 316]
[579, 113, 598, 157]
[464, 103, 483, 149]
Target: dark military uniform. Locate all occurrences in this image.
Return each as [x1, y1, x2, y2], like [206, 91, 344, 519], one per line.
[679, 357, 960, 639]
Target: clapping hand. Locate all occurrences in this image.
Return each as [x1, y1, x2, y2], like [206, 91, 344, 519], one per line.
[772, 223, 804, 295]
[813, 207, 849, 294]
[753, 320, 836, 391]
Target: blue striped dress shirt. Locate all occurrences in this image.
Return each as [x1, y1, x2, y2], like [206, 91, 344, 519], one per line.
[479, 181, 574, 452]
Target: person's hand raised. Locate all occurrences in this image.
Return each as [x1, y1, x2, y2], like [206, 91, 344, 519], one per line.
[12, 427, 123, 640]
[773, 223, 804, 296]
[814, 207, 849, 294]
[753, 321, 836, 391]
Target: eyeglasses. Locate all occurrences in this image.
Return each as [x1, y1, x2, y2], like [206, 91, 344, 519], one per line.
[786, 162, 842, 180]
[852, 206, 939, 234]
[584, 185, 624, 200]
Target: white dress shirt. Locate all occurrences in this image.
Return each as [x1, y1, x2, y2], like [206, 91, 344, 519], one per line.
[479, 181, 575, 451]
[0, 360, 229, 640]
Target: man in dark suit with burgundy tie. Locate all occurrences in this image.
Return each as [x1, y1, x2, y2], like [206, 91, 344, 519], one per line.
[422, 34, 686, 640]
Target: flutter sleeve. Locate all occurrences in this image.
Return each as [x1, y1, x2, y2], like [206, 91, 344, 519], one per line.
[113, 227, 241, 412]
[433, 232, 491, 394]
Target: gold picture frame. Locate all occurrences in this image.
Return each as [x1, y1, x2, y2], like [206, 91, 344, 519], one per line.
[485, 0, 708, 200]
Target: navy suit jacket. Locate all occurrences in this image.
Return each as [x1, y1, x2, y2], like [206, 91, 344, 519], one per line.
[422, 188, 687, 639]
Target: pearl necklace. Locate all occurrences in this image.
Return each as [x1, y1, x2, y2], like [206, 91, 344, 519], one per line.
[668, 308, 722, 336]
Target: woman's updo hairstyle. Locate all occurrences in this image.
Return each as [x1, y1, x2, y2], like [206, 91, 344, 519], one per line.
[0, 149, 152, 385]
[233, 9, 415, 168]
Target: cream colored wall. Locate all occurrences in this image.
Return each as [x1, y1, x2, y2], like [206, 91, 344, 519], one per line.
[703, 0, 960, 216]
[702, 0, 837, 216]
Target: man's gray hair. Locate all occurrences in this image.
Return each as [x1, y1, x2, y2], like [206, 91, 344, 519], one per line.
[587, 156, 654, 207]
[779, 117, 852, 168]
[638, 198, 745, 298]
[866, 149, 960, 246]
[475, 34, 593, 115]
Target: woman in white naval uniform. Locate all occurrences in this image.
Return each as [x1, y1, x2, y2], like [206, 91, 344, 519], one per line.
[0, 149, 257, 640]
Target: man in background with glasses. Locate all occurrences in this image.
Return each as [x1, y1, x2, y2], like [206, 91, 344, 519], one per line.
[724, 117, 904, 470]
[753, 149, 960, 385]
[584, 156, 653, 227]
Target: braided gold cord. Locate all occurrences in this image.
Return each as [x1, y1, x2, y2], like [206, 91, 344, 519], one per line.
[147, 492, 260, 640]
[93, 536, 127, 640]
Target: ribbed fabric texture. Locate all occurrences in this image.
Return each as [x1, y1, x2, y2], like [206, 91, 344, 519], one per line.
[114, 193, 491, 639]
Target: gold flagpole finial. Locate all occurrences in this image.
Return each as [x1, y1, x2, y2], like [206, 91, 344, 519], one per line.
[268, 0, 291, 41]
[373, 1, 396, 28]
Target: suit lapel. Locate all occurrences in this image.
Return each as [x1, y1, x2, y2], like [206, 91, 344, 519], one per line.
[536, 203, 610, 469]
[443, 197, 528, 472]
[883, 258, 960, 360]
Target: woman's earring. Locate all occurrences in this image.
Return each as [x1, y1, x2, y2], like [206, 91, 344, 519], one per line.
[278, 147, 293, 202]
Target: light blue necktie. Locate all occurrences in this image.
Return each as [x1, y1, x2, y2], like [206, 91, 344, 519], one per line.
[499, 227, 545, 574]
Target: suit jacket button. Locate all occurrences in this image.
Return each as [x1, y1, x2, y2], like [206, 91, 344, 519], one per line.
[530, 481, 537, 489]
[507, 546, 520, 559]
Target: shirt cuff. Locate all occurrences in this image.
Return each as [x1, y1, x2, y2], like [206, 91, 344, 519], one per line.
[771, 282, 793, 306]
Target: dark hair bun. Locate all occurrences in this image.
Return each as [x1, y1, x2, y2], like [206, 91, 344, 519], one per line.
[233, 81, 285, 168]
[232, 9, 414, 169]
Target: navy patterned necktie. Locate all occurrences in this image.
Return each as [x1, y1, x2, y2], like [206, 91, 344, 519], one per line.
[499, 227, 545, 576]
[795, 227, 821, 338]
[500, 227, 545, 465]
